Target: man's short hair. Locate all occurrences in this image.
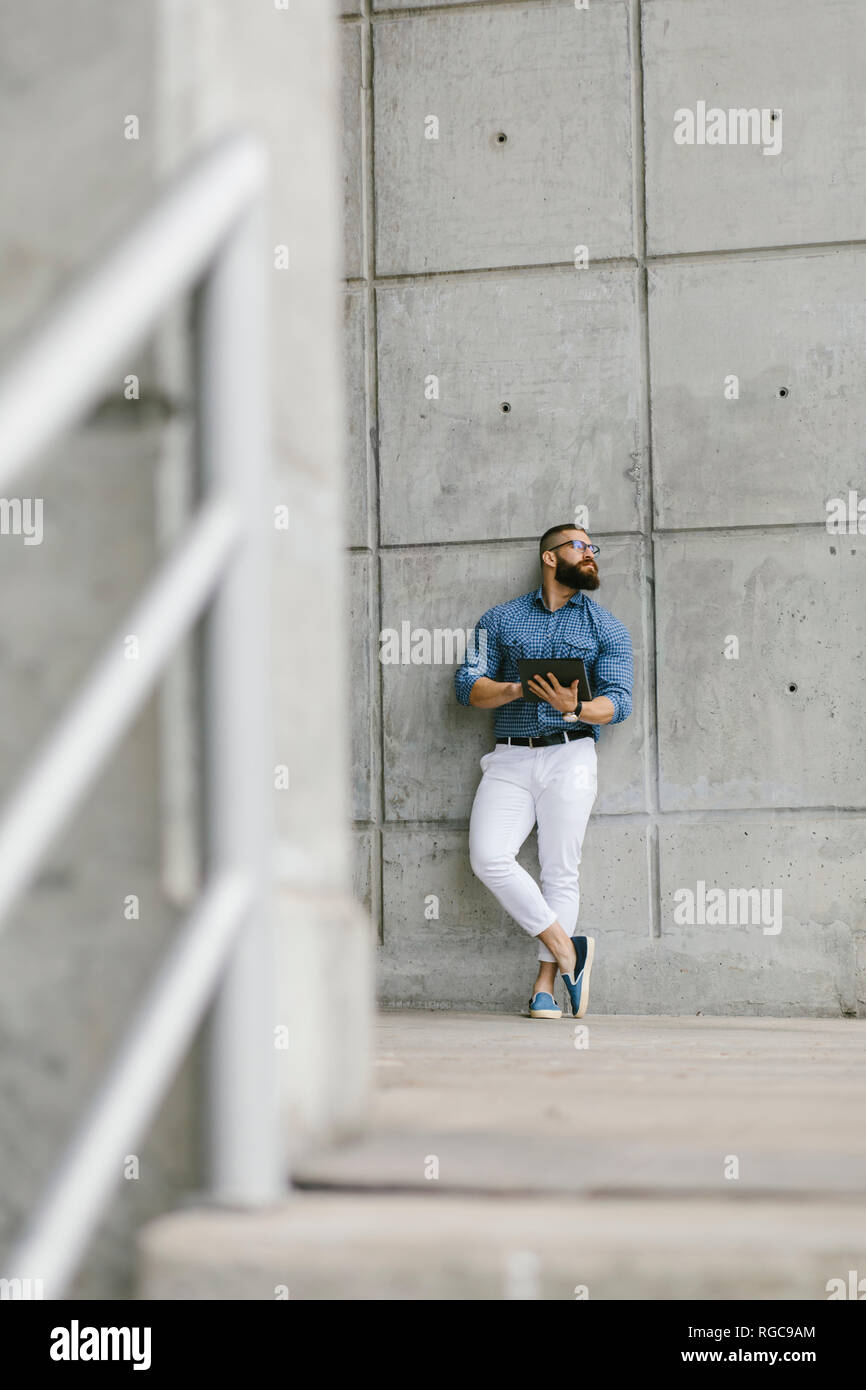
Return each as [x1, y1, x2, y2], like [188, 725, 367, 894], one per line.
[539, 523, 582, 565]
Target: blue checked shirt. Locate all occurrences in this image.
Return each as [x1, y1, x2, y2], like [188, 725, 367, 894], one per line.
[454, 586, 633, 741]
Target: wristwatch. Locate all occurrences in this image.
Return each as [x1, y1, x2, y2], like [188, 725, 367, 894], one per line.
[563, 699, 582, 724]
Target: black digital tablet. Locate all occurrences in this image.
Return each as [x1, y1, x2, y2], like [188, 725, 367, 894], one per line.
[517, 658, 593, 704]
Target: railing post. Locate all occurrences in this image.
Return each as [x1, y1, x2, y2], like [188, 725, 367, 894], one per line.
[194, 156, 282, 1205]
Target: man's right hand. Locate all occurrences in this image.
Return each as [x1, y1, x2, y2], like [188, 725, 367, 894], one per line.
[469, 678, 523, 709]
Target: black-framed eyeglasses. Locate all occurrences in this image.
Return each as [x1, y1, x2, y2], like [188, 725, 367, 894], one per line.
[549, 539, 600, 556]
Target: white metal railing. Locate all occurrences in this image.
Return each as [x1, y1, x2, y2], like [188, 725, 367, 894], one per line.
[0, 133, 283, 1298]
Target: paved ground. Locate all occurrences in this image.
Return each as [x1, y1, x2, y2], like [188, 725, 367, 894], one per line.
[301, 1012, 866, 1193]
[138, 1011, 866, 1299]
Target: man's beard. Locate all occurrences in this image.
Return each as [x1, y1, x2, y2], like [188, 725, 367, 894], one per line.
[555, 554, 600, 591]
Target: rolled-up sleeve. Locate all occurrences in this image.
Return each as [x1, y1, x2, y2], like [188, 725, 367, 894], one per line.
[454, 607, 502, 706]
[592, 618, 633, 724]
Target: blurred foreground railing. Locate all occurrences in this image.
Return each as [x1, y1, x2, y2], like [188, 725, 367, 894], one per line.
[0, 134, 283, 1298]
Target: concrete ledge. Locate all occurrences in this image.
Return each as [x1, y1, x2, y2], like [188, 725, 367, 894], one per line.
[293, 1130, 866, 1200]
[136, 1192, 866, 1300]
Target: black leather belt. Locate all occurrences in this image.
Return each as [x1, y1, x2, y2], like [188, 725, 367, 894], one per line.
[496, 729, 593, 748]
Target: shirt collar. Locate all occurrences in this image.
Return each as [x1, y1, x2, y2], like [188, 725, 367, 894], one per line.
[533, 585, 583, 612]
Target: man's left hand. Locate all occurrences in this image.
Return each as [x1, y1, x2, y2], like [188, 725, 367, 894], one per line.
[527, 671, 579, 714]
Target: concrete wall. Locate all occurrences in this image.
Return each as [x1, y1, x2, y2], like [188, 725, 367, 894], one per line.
[159, 0, 374, 1165]
[341, 0, 866, 1016]
[0, 0, 369, 1297]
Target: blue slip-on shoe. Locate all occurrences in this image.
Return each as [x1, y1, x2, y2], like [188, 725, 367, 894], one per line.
[560, 935, 595, 1018]
[528, 991, 562, 1019]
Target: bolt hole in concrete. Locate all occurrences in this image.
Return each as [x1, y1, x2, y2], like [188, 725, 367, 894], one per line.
[788, 682, 798, 693]
[779, 387, 789, 397]
[500, 401, 511, 413]
[496, 131, 507, 143]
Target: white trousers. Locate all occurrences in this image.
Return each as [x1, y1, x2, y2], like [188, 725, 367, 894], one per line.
[468, 737, 598, 962]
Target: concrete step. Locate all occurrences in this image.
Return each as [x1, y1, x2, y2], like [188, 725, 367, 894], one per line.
[294, 1130, 866, 1199]
[136, 1191, 866, 1300]
[136, 1012, 866, 1299]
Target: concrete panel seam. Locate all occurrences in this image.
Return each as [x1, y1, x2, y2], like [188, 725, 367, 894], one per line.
[362, 0, 386, 946]
[371, 258, 640, 288]
[647, 239, 866, 267]
[629, 0, 660, 890]
[369, 2, 606, 26]
[375, 806, 866, 829]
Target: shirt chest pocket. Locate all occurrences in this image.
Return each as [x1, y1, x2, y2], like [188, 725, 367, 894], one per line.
[502, 638, 547, 664]
[559, 638, 593, 663]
